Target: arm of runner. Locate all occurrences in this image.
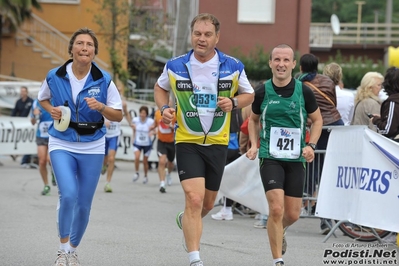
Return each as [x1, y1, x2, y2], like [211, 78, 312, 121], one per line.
[302, 107, 323, 162]
[246, 112, 260, 160]
[154, 83, 175, 124]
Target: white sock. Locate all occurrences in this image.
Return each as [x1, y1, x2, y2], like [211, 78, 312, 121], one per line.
[188, 251, 200, 263]
[160, 181, 165, 187]
[60, 242, 69, 252]
[68, 244, 76, 253]
[225, 206, 232, 213]
[273, 258, 283, 265]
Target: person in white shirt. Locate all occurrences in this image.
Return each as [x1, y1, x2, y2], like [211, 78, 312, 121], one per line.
[131, 105, 156, 184]
[323, 62, 354, 126]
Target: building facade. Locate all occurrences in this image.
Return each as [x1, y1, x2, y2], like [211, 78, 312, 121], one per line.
[199, 0, 312, 57]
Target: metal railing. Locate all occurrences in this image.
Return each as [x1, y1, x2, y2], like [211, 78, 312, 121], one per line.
[310, 22, 399, 48]
[19, 14, 109, 70]
[310, 25, 334, 48]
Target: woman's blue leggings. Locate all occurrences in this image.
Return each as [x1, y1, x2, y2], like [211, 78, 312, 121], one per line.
[50, 150, 103, 247]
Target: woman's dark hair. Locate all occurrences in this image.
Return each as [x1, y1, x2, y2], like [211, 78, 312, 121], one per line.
[299, 53, 318, 73]
[68, 27, 98, 57]
[382, 67, 399, 96]
[139, 106, 149, 116]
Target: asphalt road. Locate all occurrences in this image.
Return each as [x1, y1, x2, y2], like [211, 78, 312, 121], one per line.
[0, 155, 397, 266]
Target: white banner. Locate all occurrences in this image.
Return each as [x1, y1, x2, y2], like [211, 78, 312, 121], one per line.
[216, 154, 269, 215]
[0, 117, 37, 154]
[316, 125, 399, 232]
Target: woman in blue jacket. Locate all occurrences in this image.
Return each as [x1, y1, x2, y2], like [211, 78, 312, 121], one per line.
[38, 28, 122, 266]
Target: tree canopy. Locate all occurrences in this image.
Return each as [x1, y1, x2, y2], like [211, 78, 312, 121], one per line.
[312, 0, 399, 23]
[0, 0, 41, 28]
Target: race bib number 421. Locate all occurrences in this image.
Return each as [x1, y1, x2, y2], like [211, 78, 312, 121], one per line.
[269, 127, 301, 159]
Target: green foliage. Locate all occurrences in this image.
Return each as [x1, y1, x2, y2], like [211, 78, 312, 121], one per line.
[152, 47, 172, 59]
[231, 46, 300, 83]
[231, 45, 271, 82]
[127, 1, 173, 90]
[325, 51, 386, 89]
[312, 0, 399, 23]
[90, 0, 130, 84]
[128, 1, 170, 65]
[231, 46, 385, 90]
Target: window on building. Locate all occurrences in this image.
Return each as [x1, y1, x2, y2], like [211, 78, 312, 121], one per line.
[237, 0, 275, 24]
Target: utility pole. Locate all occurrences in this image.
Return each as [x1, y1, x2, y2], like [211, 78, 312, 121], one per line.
[355, 1, 365, 44]
[172, 0, 191, 57]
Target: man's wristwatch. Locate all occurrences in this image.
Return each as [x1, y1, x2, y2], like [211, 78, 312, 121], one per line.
[160, 105, 169, 116]
[230, 97, 238, 109]
[307, 143, 316, 150]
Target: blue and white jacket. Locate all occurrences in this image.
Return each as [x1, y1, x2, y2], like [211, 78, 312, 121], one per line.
[46, 59, 111, 142]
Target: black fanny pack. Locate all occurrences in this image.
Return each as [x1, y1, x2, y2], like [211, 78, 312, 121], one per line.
[68, 118, 104, 135]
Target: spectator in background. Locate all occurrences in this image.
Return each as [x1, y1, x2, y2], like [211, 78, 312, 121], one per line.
[147, 106, 159, 171]
[153, 100, 176, 193]
[101, 117, 121, 193]
[298, 54, 344, 235]
[351, 72, 384, 129]
[372, 67, 399, 141]
[101, 91, 132, 193]
[323, 63, 354, 126]
[12, 86, 34, 117]
[132, 105, 156, 184]
[12, 86, 34, 168]
[211, 107, 243, 221]
[30, 99, 54, 195]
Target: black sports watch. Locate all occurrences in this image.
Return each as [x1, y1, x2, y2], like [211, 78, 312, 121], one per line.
[230, 97, 238, 109]
[307, 143, 316, 150]
[160, 105, 169, 116]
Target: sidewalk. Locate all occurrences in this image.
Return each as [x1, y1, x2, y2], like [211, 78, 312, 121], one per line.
[0, 155, 397, 266]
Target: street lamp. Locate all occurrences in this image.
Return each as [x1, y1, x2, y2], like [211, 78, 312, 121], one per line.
[356, 1, 366, 44]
